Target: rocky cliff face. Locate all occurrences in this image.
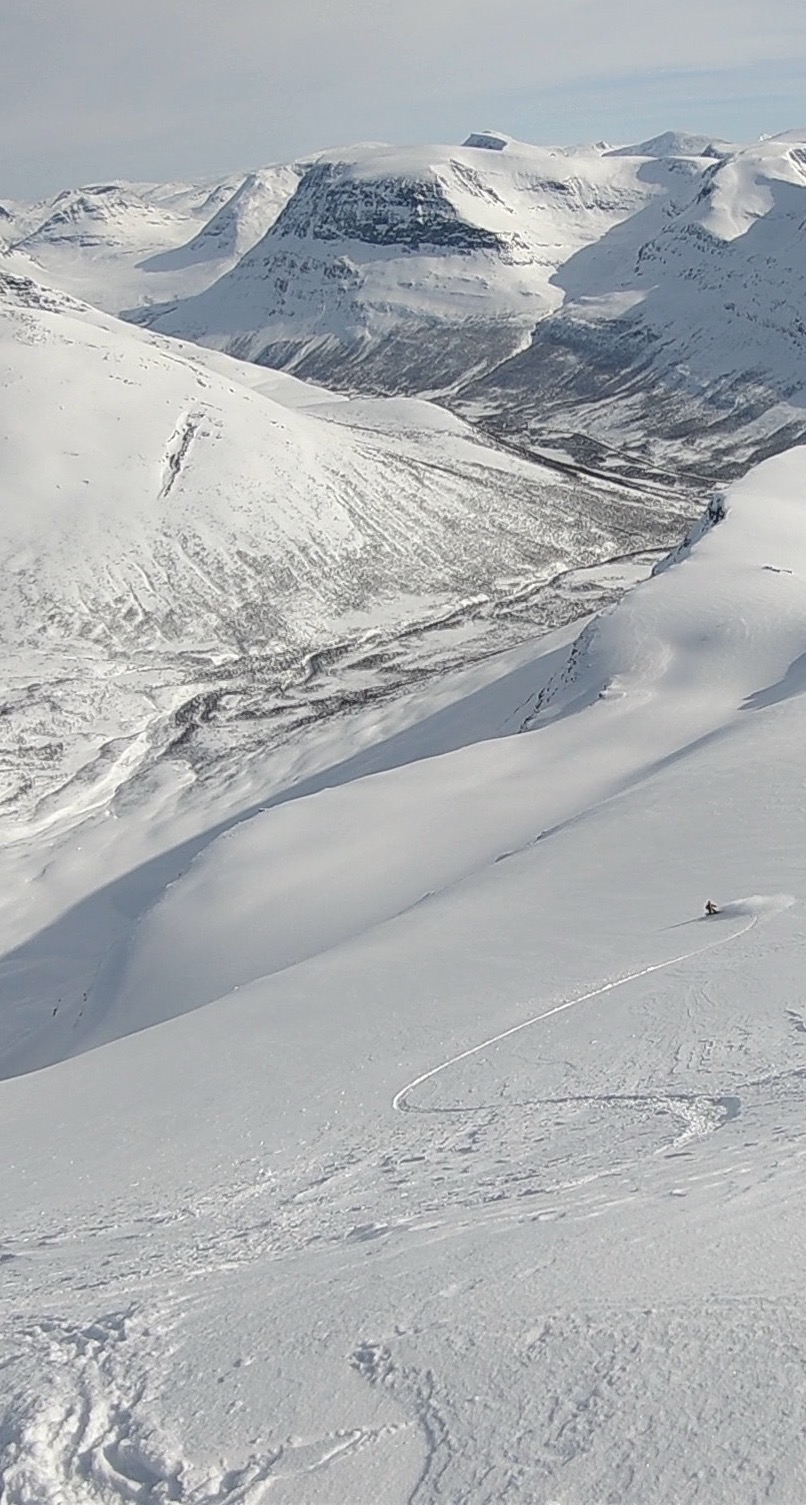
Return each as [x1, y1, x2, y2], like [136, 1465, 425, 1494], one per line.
[269, 160, 509, 252]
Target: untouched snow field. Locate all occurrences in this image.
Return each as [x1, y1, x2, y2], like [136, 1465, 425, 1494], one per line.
[3, 448, 806, 1501]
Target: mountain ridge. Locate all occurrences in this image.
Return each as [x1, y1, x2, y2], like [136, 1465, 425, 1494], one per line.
[2, 251, 690, 853]
[98, 127, 806, 474]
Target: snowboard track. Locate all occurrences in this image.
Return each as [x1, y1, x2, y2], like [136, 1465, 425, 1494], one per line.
[392, 904, 764, 1116]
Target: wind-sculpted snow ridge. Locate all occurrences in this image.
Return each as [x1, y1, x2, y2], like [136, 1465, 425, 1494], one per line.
[521, 447, 806, 730]
[1, 257, 690, 852]
[4, 440, 806, 1499]
[650, 488, 727, 575]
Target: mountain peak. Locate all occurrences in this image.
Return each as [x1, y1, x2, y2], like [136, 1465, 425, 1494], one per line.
[462, 130, 511, 151]
[608, 130, 732, 160]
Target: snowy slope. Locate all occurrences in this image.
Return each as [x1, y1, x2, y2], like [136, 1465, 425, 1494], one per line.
[465, 133, 806, 474]
[2, 251, 689, 855]
[3, 448, 806, 1501]
[45, 448, 806, 1054]
[134, 135, 672, 394]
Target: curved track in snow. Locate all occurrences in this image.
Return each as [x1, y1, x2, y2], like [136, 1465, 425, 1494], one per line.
[392, 904, 766, 1115]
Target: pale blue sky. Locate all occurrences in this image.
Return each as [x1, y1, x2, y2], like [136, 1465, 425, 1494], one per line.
[3, 0, 805, 198]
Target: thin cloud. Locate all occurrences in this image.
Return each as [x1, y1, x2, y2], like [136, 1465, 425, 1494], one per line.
[1, 0, 805, 195]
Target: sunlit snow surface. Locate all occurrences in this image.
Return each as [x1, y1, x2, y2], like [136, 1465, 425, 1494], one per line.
[3, 447, 806, 1501]
[3, 166, 301, 313]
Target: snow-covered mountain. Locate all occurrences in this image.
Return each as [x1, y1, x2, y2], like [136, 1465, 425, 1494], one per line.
[125, 129, 806, 475]
[18, 182, 185, 251]
[3, 443, 806, 1501]
[10, 127, 805, 474]
[140, 166, 301, 274]
[2, 250, 690, 855]
[606, 129, 733, 159]
[6, 166, 299, 312]
[133, 135, 674, 393]
[465, 132, 806, 475]
[5, 125, 806, 1501]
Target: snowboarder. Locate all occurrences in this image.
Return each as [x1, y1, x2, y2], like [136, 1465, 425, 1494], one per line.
[705, 899, 720, 916]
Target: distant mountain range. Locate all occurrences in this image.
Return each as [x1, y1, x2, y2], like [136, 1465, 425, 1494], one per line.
[5, 127, 805, 475]
[1, 165, 300, 311]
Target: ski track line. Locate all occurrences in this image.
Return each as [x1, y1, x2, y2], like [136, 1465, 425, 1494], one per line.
[392, 913, 758, 1114]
